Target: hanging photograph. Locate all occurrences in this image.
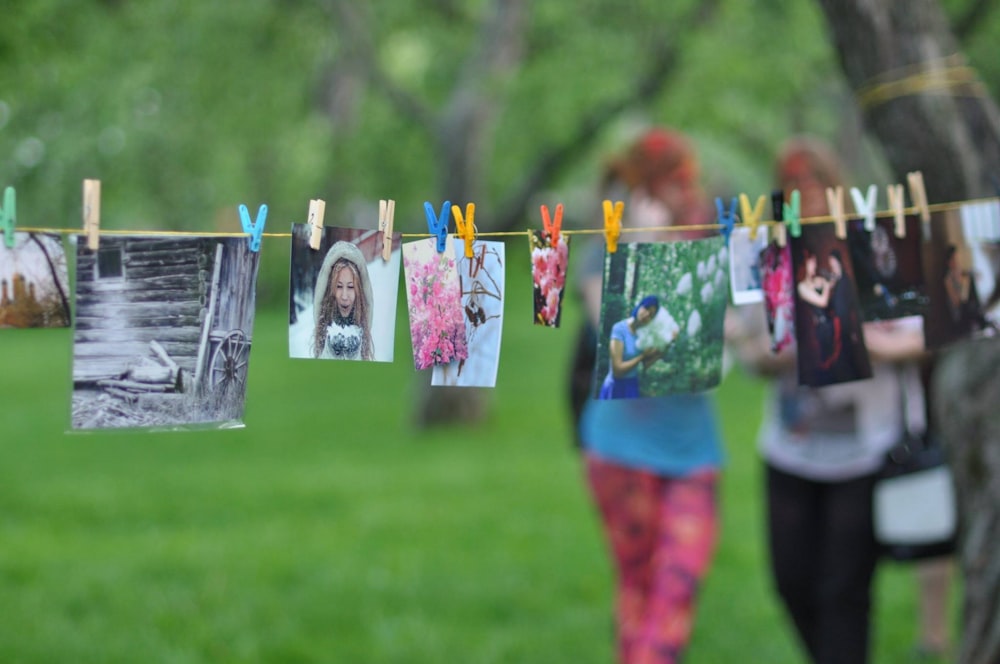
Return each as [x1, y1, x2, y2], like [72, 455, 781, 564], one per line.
[961, 201, 1000, 333]
[790, 223, 872, 387]
[729, 225, 769, 305]
[923, 207, 1000, 348]
[592, 237, 728, 399]
[845, 215, 928, 321]
[403, 236, 468, 371]
[759, 241, 796, 353]
[288, 225, 401, 362]
[0, 231, 71, 328]
[529, 229, 569, 327]
[432, 240, 505, 387]
[71, 236, 259, 430]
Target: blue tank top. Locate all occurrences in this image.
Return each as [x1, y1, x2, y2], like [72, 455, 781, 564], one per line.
[579, 392, 724, 476]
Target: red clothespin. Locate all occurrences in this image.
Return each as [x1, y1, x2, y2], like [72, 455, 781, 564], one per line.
[540, 203, 563, 246]
[451, 202, 476, 258]
[379, 199, 395, 261]
[739, 193, 766, 241]
[887, 184, 907, 238]
[83, 179, 101, 250]
[826, 186, 847, 239]
[307, 199, 326, 250]
[603, 199, 623, 253]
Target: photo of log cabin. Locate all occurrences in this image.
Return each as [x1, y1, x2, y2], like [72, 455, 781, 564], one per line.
[71, 235, 259, 430]
[0, 232, 71, 329]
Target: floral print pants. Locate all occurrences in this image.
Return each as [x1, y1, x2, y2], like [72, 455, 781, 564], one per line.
[585, 454, 719, 664]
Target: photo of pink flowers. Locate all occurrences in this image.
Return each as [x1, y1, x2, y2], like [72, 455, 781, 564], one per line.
[403, 237, 468, 371]
[759, 241, 795, 353]
[530, 230, 569, 327]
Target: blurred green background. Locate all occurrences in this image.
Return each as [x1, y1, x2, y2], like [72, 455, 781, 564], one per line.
[1, 1, 978, 661]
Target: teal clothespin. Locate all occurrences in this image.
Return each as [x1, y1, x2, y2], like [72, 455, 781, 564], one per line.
[238, 203, 267, 252]
[784, 189, 801, 238]
[424, 200, 451, 253]
[715, 196, 737, 245]
[1, 186, 16, 249]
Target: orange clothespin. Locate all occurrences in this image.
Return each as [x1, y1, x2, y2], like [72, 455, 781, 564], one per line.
[307, 198, 326, 250]
[603, 199, 623, 253]
[850, 184, 878, 232]
[887, 184, 907, 238]
[907, 171, 931, 239]
[739, 193, 766, 241]
[826, 186, 847, 239]
[83, 179, 101, 250]
[379, 199, 395, 261]
[540, 203, 563, 246]
[451, 202, 476, 258]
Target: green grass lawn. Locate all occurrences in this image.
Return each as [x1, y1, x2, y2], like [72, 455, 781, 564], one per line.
[0, 247, 952, 663]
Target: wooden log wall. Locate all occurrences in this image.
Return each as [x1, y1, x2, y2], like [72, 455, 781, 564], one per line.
[73, 237, 213, 383]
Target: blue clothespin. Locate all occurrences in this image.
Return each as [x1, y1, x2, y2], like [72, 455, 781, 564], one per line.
[1, 186, 15, 249]
[715, 196, 737, 245]
[424, 200, 451, 253]
[238, 203, 267, 252]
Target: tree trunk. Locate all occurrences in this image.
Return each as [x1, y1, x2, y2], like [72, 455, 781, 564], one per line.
[815, 2, 1000, 661]
[816, 0, 1000, 201]
[932, 338, 1000, 664]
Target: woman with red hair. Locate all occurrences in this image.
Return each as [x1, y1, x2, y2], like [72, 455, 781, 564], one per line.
[573, 127, 723, 664]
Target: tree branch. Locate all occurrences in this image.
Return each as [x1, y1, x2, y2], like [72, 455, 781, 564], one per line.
[326, 0, 435, 132]
[491, 0, 722, 232]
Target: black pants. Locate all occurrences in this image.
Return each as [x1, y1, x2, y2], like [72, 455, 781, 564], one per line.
[766, 464, 880, 664]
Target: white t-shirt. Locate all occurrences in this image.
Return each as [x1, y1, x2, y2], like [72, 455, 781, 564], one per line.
[758, 362, 906, 481]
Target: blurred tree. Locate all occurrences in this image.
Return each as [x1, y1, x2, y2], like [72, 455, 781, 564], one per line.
[814, 1, 1000, 662]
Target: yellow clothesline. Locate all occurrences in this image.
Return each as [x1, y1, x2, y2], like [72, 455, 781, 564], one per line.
[10, 196, 998, 241]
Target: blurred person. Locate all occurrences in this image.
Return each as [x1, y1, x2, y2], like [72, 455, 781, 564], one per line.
[727, 137, 932, 664]
[572, 127, 724, 664]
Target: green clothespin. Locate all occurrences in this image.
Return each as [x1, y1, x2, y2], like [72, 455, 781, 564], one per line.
[784, 189, 801, 238]
[1, 186, 15, 249]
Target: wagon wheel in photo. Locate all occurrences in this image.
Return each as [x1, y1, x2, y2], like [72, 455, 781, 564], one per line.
[209, 329, 250, 396]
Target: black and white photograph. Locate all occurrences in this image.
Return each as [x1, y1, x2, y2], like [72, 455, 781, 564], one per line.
[288, 225, 402, 362]
[0, 231, 71, 328]
[71, 236, 260, 430]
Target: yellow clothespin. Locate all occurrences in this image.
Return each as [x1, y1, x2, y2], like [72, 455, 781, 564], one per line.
[826, 186, 847, 239]
[887, 184, 907, 238]
[739, 193, 766, 240]
[603, 199, 623, 253]
[307, 198, 326, 250]
[907, 171, 931, 239]
[379, 199, 395, 261]
[83, 179, 101, 250]
[451, 202, 476, 258]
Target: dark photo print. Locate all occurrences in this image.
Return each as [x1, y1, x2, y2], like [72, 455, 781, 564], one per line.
[790, 223, 872, 387]
[846, 215, 929, 321]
